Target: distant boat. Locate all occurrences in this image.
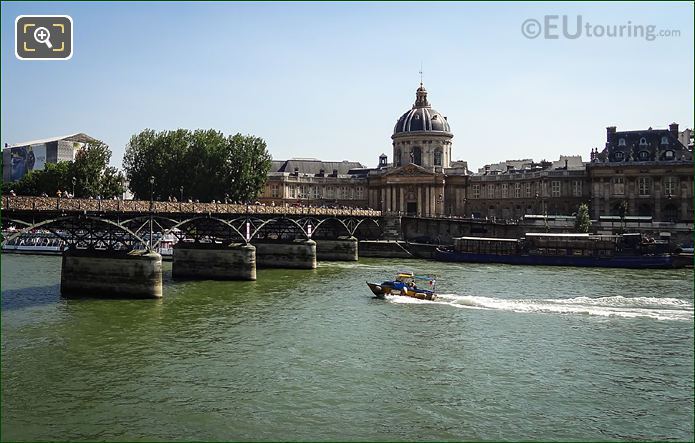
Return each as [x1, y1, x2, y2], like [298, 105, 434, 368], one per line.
[434, 233, 680, 269]
[367, 272, 437, 301]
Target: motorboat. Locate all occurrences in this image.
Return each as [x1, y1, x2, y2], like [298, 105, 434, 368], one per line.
[366, 272, 437, 301]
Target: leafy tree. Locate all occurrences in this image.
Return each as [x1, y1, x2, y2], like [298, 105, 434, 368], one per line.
[123, 129, 272, 202]
[575, 202, 591, 233]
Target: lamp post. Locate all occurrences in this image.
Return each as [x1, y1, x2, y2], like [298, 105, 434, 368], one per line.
[437, 193, 443, 217]
[71, 176, 76, 198]
[149, 176, 155, 251]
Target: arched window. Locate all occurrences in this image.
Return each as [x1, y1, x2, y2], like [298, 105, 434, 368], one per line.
[639, 150, 649, 160]
[434, 149, 442, 166]
[664, 150, 675, 160]
[618, 138, 626, 146]
[614, 151, 624, 160]
[412, 146, 422, 165]
[661, 136, 669, 145]
[639, 137, 648, 146]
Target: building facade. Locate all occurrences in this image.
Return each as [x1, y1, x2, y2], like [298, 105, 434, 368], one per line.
[588, 124, 693, 222]
[258, 158, 369, 207]
[2, 133, 97, 182]
[258, 84, 693, 223]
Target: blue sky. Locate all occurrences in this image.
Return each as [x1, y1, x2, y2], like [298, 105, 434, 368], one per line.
[2, 1, 693, 171]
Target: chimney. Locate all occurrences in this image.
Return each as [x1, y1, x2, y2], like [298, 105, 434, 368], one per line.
[319, 168, 325, 176]
[606, 126, 617, 143]
[379, 153, 387, 168]
[294, 167, 299, 176]
[484, 165, 490, 175]
[332, 169, 338, 177]
[565, 159, 568, 169]
[669, 122, 679, 138]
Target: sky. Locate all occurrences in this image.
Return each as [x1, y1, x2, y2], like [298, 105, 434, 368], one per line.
[1, 1, 693, 171]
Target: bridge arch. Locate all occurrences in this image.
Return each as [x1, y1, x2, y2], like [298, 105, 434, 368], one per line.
[249, 217, 310, 241]
[2, 215, 148, 249]
[153, 216, 247, 249]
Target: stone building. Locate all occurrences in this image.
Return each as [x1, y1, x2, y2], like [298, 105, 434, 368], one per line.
[466, 156, 589, 220]
[258, 158, 369, 207]
[257, 83, 692, 224]
[588, 123, 693, 222]
[367, 83, 469, 216]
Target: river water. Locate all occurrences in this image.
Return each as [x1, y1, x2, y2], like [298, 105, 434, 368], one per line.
[1, 254, 693, 441]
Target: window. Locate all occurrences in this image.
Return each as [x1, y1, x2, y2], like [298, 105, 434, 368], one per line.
[612, 177, 624, 195]
[618, 138, 626, 146]
[639, 137, 647, 146]
[412, 146, 422, 165]
[551, 181, 561, 197]
[661, 136, 669, 145]
[664, 150, 675, 159]
[525, 183, 531, 197]
[501, 183, 508, 198]
[299, 185, 309, 199]
[356, 186, 364, 200]
[614, 151, 624, 160]
[325, 186, 335, 199]
[572, 180, 582, 197]
[271, 184, 280, 198]
[487, 185, 495, 199]
[341, 186, 350, 200]
[434, 149, 442, 166]
[664, 177, 678, 197]
[289, 185, 297, 199]
[312, 186, 321, 200]
[472, 184, 480, 199]
[638, 177, 651, 196]
[639, 151, 649, 160]
[395, 150, 401, 166]
[514, 183, 521, 198]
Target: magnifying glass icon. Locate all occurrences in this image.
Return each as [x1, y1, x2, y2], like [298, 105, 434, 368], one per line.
[33, 27, 53, 49]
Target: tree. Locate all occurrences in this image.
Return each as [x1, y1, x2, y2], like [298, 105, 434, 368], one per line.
[575, 202, 591, 233]
[122, 129, 272, 202]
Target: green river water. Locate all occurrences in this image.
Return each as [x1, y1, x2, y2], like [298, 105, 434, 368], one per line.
[1, 254, 693, 441]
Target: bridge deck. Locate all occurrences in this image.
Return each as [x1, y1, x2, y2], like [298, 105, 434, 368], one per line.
[2, 196, 381, 217]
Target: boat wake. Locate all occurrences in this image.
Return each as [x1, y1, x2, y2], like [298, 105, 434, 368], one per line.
[386, 293, 694, 321]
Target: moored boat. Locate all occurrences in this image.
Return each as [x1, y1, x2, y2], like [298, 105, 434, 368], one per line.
[434, 233, 681, 269]
[367, 272, 437, 301]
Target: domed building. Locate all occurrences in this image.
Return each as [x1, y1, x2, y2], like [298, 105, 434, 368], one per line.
[367, 83, 470, 217]
[392, 83, 453, 171]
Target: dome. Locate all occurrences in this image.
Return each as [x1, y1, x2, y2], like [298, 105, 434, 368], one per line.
[393, 84, 451, 135]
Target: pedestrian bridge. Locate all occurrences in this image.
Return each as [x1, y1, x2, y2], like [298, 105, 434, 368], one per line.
[1, 195, 383, 250]
[1, 196, 385, 298]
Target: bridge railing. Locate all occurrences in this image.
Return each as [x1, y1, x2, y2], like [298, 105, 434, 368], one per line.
[1, 196, 382, 217]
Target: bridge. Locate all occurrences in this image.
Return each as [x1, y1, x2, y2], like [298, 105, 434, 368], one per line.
[2, 196, 384, 298]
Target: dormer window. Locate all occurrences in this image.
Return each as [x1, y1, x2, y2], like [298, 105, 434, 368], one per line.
[639, 150, 649, 160]
[661, 136, 669, 145]
[664, 150, 675, 159]
[618, 138, 626, 146]
[639, 137, 648, 146]
[614, 151, 624, 160]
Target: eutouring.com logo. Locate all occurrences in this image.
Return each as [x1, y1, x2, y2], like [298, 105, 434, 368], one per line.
[521, 15, 681, 41]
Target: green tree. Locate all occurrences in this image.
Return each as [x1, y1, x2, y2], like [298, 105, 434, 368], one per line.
[575, 202, 592, 233]
[123, 129, 272, 202]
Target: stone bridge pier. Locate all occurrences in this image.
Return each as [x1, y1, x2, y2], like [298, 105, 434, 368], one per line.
[172, 243, 257, 280]
[315, 236, 358, 261]
[60, 249, 163, 299]
[253, 239, 317, 269]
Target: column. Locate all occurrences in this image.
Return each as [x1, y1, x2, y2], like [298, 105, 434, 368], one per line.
[399, 186, 405, 214]
[417, 187, 423, 216]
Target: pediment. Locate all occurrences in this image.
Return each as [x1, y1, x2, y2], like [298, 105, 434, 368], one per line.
[383, 163, 436, 177]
